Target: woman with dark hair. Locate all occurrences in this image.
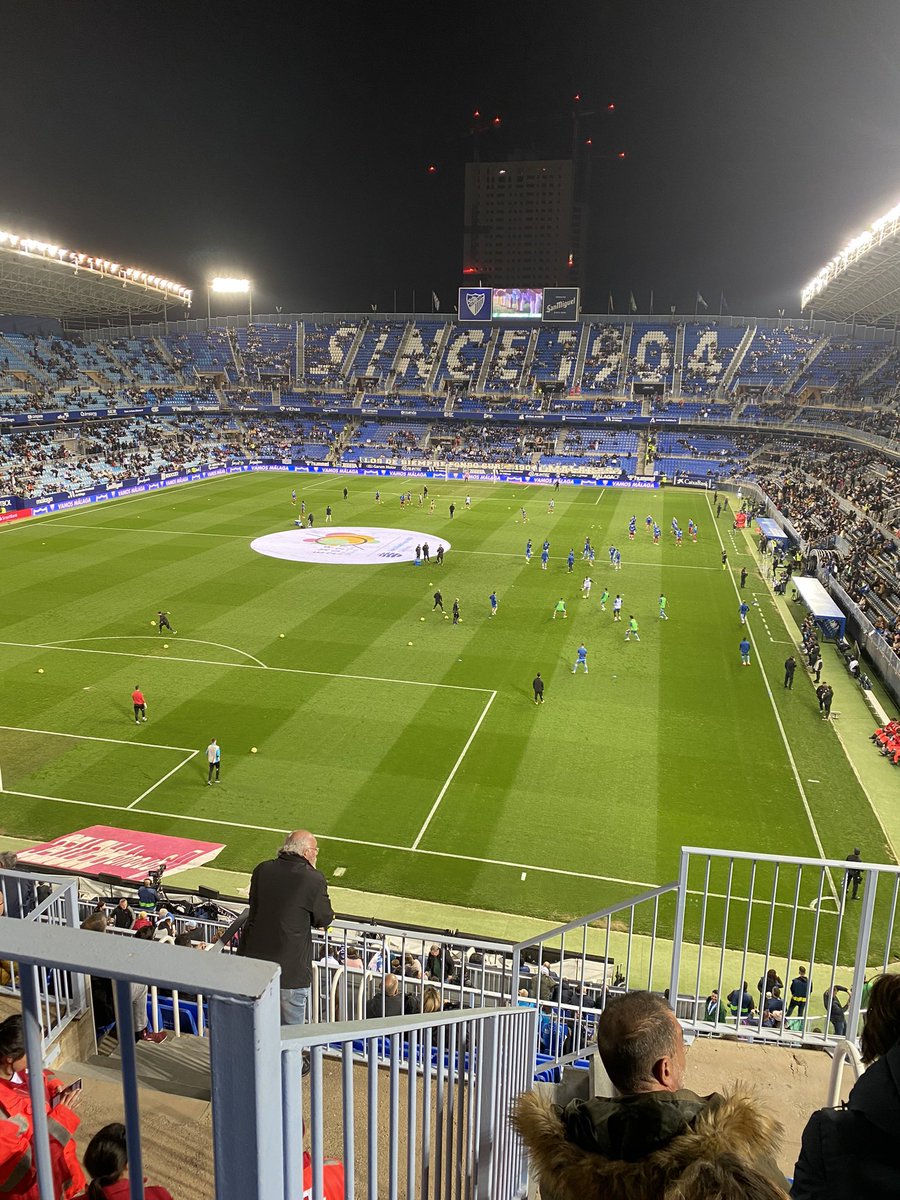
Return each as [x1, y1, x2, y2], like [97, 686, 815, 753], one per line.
[74, 1123, 172, 1200]
[792, 972, 900, 1198]
[0, 1013, 85, 1198]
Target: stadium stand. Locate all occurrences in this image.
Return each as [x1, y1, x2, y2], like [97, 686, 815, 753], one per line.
[623, 321, 676, 391]
[301, 320, 363, 389]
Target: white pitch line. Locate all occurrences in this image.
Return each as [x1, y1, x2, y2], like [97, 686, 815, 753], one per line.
[34, 522, 248, 540]
[7, 470, 336, 533]
[0, 639, 493, 695]
[412, 690, 497, 850]
[0, 724, 196, 753]
[0, 781, 849, 908]
[704, 494, 838, 903]
[41, 636, 268, 669]
[687, 887, 839, 913]
[127, 750, 199, 810]
[0, 785, 659, 889]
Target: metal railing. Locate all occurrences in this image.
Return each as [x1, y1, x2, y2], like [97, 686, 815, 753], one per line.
[0, 914, 283, 1200]
[826, 1037, 865, 1107]
[670, 847, 900, 1046]
[1, 869, 87, 1044]
[509, 883, 679, 1069]
[282, 1004, 536, 1200]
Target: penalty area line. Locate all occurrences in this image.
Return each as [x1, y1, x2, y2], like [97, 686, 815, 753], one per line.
[0, 640, 493, 695]
[0, 789, 657, 890]
[127, 750, 200, 810]
[0, 724, 196, 754]
[411, 690, 497, 850]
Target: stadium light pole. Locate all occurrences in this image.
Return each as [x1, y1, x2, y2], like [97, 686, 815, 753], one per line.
[209, 277, 253, 327]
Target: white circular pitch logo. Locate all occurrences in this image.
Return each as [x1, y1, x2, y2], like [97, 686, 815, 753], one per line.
[250, 526, 450, 566]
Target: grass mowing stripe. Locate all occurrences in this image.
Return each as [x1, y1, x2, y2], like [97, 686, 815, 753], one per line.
[703, 491, 837, 901]
[0, 788, 660, 887]
[0, 640, 492, 694]
[411, 690, 497, 849]
[126, 750, 199, 809]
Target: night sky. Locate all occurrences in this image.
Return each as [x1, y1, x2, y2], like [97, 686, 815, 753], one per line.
[3, 2, 900, 319]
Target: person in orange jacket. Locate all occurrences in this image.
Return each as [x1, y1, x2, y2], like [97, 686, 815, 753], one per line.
[0, 1013, 85, 1199]
[73, 1122, 172, 1200]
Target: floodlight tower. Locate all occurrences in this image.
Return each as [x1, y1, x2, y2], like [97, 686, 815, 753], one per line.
[207, 276, 253, 327]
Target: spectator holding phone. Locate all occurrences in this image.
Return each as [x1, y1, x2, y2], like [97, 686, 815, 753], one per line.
[75, 1122, 172, 1200]
[0, 1012, 86, 1198]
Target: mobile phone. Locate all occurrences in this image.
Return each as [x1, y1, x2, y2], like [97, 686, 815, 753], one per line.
[52, 1079, 82, 1107]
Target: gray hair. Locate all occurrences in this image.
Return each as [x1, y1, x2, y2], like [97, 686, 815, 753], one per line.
[280, 831, 315, 858]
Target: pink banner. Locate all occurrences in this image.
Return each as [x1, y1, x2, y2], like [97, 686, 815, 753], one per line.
[18, 825, 225, 880]
[0, 509, 32, 525]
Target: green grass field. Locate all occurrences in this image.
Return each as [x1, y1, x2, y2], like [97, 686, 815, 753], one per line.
[0, 472, 892, 941]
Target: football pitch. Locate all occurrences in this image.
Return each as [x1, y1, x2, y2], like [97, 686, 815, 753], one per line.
[0, 472, 891, 937]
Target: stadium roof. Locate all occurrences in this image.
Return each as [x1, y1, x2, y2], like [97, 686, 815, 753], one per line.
[801, 201, 900, 324]
[0, 229, 192, 320]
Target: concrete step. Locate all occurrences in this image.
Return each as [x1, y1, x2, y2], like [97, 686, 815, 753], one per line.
[66, 1032, 211, 1101]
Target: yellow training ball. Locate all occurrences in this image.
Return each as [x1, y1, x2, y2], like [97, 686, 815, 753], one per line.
[250, 747, 257, 754]
[37, 668, 44, 674]
[150, 620, 156, 626]
[408, 641, 413, 646]
[163, 643, 169, 649]
[420, 616, 426, 621]
[279, 633, 285, 638]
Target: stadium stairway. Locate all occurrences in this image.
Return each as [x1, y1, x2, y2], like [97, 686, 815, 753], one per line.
[69, 1032, 213, 1100]
[719, 323, 756, 392]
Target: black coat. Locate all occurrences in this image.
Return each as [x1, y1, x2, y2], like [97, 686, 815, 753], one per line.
[238, 852, 334, 988]
[792, 1037, 900, 1199]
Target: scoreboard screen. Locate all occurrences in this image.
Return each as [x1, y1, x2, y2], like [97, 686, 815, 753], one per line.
[491, 287, 543, 319]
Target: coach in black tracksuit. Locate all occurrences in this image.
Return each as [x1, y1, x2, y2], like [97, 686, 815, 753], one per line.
[433, 591, 444, 612]
[784, 655, 796, 689]
[532, 673, 545, 704]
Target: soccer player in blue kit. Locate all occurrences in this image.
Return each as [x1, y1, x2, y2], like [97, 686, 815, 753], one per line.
[573, 643, 588, 674]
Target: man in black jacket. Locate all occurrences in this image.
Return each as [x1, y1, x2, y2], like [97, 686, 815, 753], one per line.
[366, 973, 408, 1019]
[793, 973, 900, 1199]
[239, 830, 334, 1028]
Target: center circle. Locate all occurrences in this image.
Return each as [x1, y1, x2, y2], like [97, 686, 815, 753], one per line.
[250, 526, 451, 566]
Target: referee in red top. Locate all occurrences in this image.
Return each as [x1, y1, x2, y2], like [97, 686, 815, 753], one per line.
[131, 686, 147, 724]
